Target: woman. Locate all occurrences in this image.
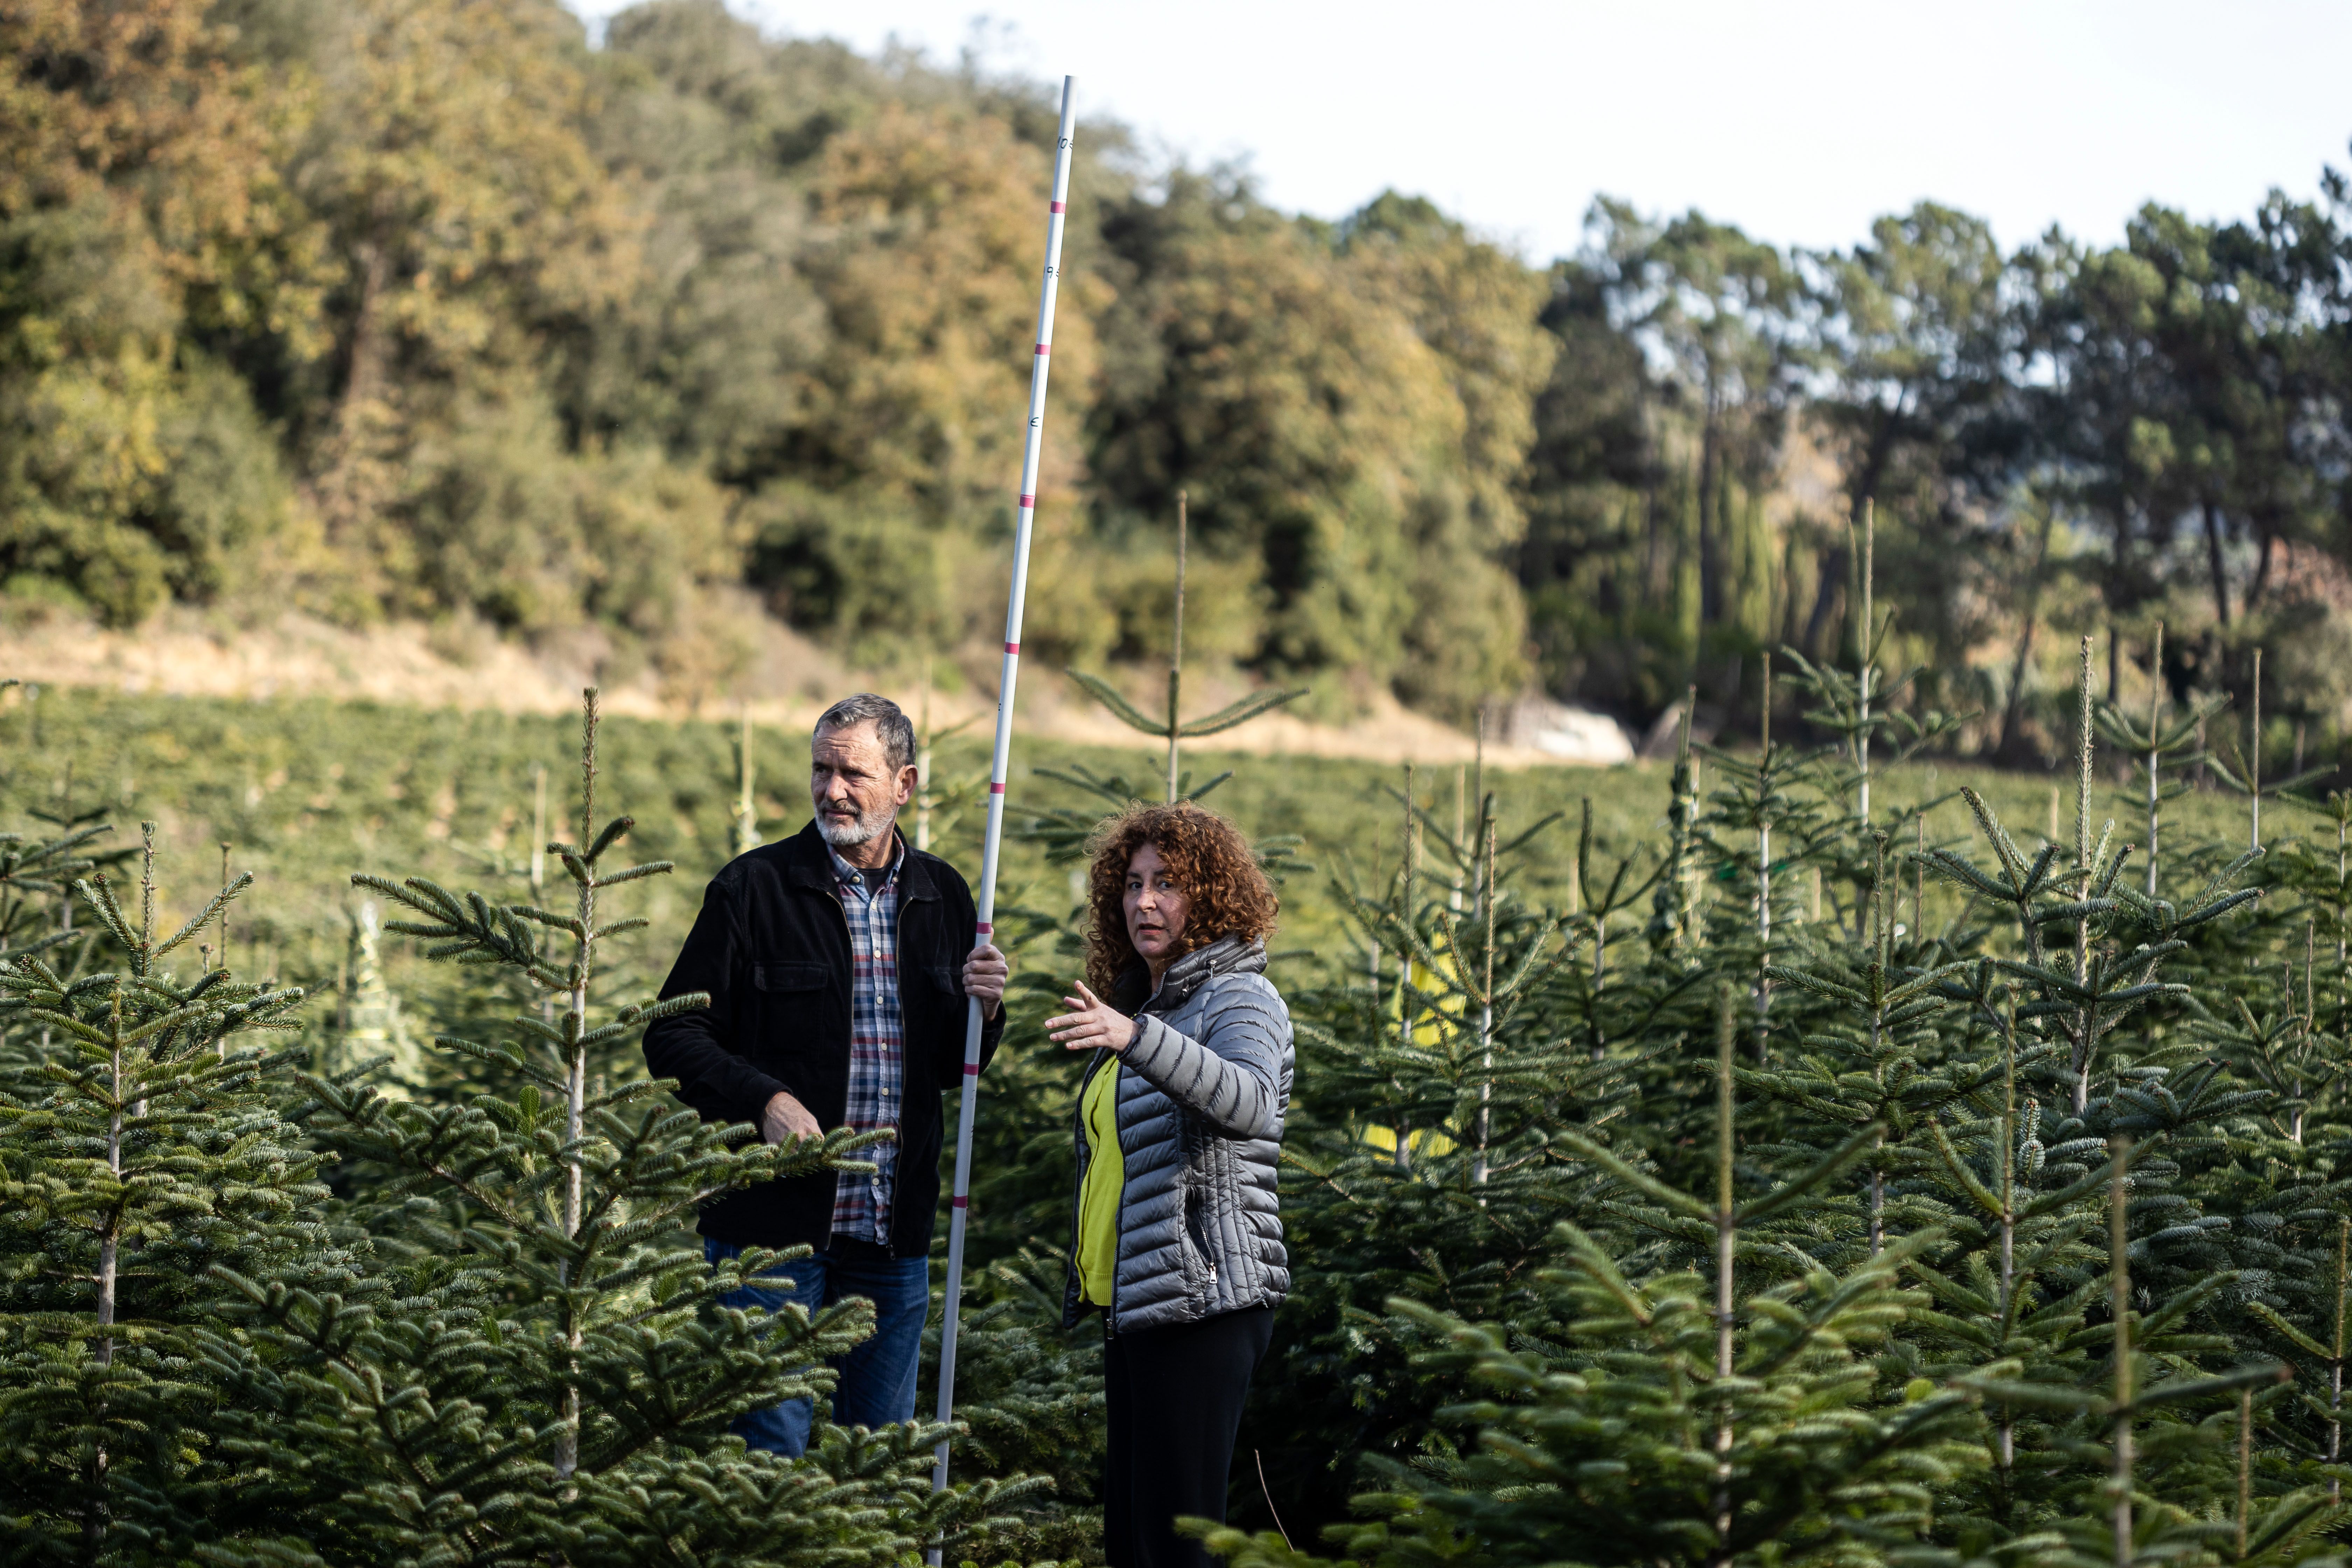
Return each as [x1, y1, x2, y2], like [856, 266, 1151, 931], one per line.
[1046, 802, 1292, 1568]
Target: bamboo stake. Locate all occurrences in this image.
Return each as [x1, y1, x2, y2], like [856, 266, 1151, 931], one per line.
[1756, 653, 1771, 1065]
[1581, 798, 1606, 1064]
[2112, 1138, 2135, 1568]
[2237, 1387, 2254, 1560]
[1912, 816, 1925, 943]
[1568, 805, 1582, 918]
[1165, 492, 1188, 805]
[1451, 766, 1465, 913]
[530, 763, 548, 902]
[555, 691, 600, 1483]
[2252, 647, 2264, 852]
[932, 78, 1078, 1522]
[1712, 992, 1737, 1566]
[2147, 623, 2164, 898]
[916, 676, 935, 853]
[1997, 1009, 2020, 1522]
[532, 762, 554, 1035]
[735, 707, 759, 856]
[132, 830, 154, 1121]
[216, 841, 233, 1056]
[2074, 637, 2095, 1116]
[1395, 763, 1416, 1173]
[2331, 1219, 2347, 1504]
[1858, 498, 1875, 824]
[1471, 707, 1486, 917]
[1867, 835, 1887, 1255]
[1472, 822, 1496, 1188]
[1675, 687, 1700, 947]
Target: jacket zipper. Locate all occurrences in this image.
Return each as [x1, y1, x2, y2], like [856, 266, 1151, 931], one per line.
[1151, 962, 1208, 1294]
[1187, 1140, 1218, 1287]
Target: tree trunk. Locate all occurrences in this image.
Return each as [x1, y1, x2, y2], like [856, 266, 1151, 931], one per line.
[1801, 545, 1848, 661]
[340, 241, 391, 427]
[1999, 510, 2058, 757]
[312, 238, 394, 540]
[1637, 381, 1666, 602]
[1641, 480, 1664, 602]
[1805, 411, 1900, 661]
[1698, 378, 1723, 627]
[2249, 522, 2277, 610]
[2201, 500, 2232, 628]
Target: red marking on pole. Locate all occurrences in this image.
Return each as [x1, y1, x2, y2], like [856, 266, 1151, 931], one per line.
[1005, 640, 1020, 654]
[1050, 201, 1066, 213]
[952, 1196, 969, 1209]
[1035, 343, 1051, 356]
[1018, 493, 1035, 508]
[976, 922, 993, 934]
[990, 782, 1007, 794]
[963, 1063, 980, 1076]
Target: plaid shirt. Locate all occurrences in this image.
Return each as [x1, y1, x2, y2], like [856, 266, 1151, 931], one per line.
[828, 837, 905, 1245]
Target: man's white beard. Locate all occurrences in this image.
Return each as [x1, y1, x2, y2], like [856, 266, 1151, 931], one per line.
[817, 798, 891, 849]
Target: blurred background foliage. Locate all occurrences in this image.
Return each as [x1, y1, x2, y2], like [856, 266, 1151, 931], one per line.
[8, 0, 2352, 749]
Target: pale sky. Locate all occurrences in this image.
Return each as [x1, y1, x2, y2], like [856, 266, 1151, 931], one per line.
[569, 0, 2352, 264]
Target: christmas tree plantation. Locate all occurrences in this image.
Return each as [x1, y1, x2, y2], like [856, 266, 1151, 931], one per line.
[11, 616, 2352, 1568]
[1193, 635, 2352, 1568]
[0, 691, 1044, 1566]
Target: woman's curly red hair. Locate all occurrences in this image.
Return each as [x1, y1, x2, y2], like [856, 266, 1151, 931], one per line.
[1084, 802, 1278, 1003]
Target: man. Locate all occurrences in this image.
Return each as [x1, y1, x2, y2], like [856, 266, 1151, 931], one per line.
[644, 692, 1009, 1456]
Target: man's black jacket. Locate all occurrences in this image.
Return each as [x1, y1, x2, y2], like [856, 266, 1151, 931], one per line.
[643, 820, 1003, 1256]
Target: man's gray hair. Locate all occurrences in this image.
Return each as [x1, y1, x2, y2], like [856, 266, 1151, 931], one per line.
[813, 693, 916, 774]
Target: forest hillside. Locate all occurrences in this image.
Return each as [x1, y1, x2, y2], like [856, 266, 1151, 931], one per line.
[8, 0, 2352, 752]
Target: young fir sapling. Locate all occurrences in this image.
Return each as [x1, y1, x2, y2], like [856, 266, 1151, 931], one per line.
[1058, 493, 1308, 813]
[0, 825, 321, 1561]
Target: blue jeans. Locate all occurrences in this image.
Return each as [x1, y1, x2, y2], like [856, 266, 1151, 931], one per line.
[706, 1236, 931, 1458]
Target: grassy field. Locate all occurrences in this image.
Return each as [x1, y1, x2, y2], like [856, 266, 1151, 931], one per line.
[0, 683, 2297, 1027]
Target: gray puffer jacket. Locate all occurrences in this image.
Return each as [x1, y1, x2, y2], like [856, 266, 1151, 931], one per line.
[1062, 935, 1292, 1333]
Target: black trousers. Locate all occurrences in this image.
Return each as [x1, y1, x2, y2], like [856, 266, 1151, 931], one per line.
[1103, 1306, 1275, 1568]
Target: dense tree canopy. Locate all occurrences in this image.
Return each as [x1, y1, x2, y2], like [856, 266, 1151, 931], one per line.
[6, 0, 2352, 737]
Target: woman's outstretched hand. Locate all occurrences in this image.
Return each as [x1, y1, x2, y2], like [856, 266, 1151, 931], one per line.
[1046, 981, 1136, 1054]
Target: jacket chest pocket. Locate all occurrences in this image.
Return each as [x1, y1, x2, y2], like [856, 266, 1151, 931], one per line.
[750, 961, 840, 1094]
[754, 961, 831, 994]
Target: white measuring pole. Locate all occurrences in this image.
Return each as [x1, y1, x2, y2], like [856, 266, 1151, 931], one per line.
[929, 74, 1076, 1533]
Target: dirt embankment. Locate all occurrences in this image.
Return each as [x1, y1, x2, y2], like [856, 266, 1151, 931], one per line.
[0, 610, 1595, 769]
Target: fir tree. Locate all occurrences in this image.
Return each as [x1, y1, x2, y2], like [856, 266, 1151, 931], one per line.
[2094, 622, 2224, 900]
[0, 816, 108, 964]
[1063, 493, 1308, 809]
[0, 825, 328, 1563]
